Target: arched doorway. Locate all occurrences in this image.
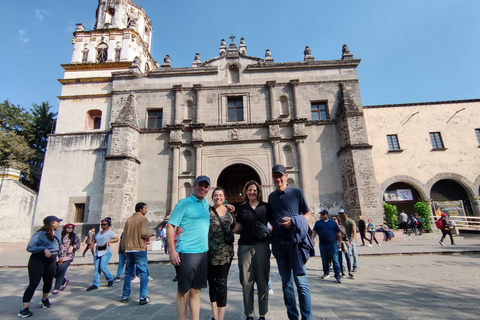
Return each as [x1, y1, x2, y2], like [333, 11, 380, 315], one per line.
[383, 182, 423, 215]
[431, 179, 473, 216]
[217, 164, 261, 206]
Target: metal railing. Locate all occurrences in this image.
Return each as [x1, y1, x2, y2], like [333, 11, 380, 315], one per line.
[434, 215, 480, 231]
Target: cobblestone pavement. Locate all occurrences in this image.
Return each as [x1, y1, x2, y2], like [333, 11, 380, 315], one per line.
[1, 235, 479, 319]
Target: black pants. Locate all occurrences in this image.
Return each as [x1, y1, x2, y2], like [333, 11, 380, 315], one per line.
[207, 262, 231, 307]
[369, 231, 379, 245]
[23, 253, 57, 303]
[440, 229, 454, 244]
[53, 260, 72, 290]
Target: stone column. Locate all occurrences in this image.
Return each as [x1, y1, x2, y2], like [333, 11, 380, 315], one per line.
[268, 121, 281, 165]
[266, 81, 276, 120]
[193, 84, 203, 124]
[173, 85, 182, 124]
[168, 127, 183, 211]
[194, 144, 202, 176]
[295, 138, 307, 191]
[289, 79, 299, 119]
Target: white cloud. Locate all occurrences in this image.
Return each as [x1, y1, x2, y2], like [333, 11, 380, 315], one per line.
[35, 9, 47, 20]
[19, 30, 30, 43]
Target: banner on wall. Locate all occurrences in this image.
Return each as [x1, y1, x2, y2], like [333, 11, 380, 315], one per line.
[384, 189, 413, 201]
[432, 200, 465, 217]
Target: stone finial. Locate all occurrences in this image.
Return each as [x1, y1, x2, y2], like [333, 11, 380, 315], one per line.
[265, 49, 274, 63]
[304, 46, 315, 61]
[239, 37, 247, 54]
[219, 39, 227, 56]
[114, 94, 139, 128]
[341, 44, 354, 60]
[161, 55, 171, 68]
[192, 52, 201, 68]
[75, 23, 85, 31]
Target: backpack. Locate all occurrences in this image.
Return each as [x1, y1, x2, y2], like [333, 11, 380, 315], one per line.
[435, 218, 443, 229]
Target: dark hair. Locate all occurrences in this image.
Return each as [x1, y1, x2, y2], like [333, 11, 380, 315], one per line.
[61, 226, 76, 246]
[332, 215, 342, 225]
[211, 187, 226, 200]
[242, 180, 262, 202]
[135, 202, 147, 212]
[38, 221, 57, 240]
[101, 217, 112, 227]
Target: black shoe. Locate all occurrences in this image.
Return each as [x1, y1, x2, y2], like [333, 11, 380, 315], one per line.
[352, 266, 357, 272]
[246, 317, 254, 320]
[259, 317, 266, 320]
[86, 285, 98, 291]
[173, 276, 178, 282]
[139, 296, 150, 305]
[18, 307, 33, 318]
[121, 297, 129, 303]
[41, 298, 51, 309]
[107, 280, 114, 287]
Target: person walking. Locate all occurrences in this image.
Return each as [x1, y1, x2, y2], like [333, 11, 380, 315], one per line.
[339, 210, 358, 272]
[357, 216, 371, 246]
[437, 213, 455, 246]
[86, 217, 118, 291]
[367, 219, 380, 246]
[167, 175, 212, 320]
[82, 227, 95, 257]
[267, 164, 313, 320]
[410, 214, 418, 236]
[331, 215, 354, 279]
[312, 210, 343, 283]
[18, 215, 63, 318]
[120, 202, 155, 305]
[399, 211, 409, 235]
[234, 180, 270, 320]
[207, 187, 235, 320]
[52, 223, 81, 294]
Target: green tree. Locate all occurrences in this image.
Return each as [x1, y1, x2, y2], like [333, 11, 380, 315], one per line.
[383, 203, 398, 230]
[0, 100, 34, 174]
[24, 102, 57, 191]
[414, 202, 432, 232]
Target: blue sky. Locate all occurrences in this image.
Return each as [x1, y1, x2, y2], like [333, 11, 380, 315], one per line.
[1, 0, 479, 113]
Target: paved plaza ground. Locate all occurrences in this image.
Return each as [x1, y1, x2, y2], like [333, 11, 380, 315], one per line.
[1, 234, 479, 319]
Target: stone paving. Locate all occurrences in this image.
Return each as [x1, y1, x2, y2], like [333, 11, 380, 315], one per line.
[1, 235, 479, 319]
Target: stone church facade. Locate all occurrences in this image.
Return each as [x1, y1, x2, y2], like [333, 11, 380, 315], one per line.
[33, 0, 480, 233]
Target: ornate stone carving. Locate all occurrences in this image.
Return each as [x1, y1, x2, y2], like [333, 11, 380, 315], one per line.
[229, 128, 242, 140]
[293, 123, 305, 136]
[192, 128, 203, 141]
[170, 130, 182, 142]
[269, 124, 280, 138]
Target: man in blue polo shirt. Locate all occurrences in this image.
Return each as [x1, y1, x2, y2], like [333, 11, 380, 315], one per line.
[167, 175, 211, 320]
[268, 164, 312, 320]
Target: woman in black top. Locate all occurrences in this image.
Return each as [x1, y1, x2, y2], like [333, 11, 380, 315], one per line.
[233, 180, 270, 320]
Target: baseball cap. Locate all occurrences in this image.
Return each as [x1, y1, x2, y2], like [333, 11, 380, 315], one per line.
[43, 215, 63, 224]
[194, 175, 210, 185]
[320, 209, 329, 215]
[63, 223, 76, 229]
[272, 164, 286, 175]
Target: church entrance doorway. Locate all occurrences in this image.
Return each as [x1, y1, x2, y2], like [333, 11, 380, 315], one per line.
[383, 182, 423, 215]
[217, 164, 261, 206]
[430, 179, 473, 216]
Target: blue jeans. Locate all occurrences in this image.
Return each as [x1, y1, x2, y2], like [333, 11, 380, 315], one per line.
[272, 242, 312, 320]
[116, 252, 126, 278]
[122, 251, 148, 299]
[92, 252, 113, 287]
[319, 243, 341, 280]
[351, 239, 358, 267]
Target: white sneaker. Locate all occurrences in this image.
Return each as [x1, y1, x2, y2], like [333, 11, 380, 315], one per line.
[321, 274, 330, 279]
[148, 276, 153, 281]
[268, 289, 274, 295]
[131, 277, 140, 283]
[378, 243, 381, 247]
[367, 244, 372, 247]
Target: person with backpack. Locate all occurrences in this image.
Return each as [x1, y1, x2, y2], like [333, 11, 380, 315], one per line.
[436, 213, 455, 246]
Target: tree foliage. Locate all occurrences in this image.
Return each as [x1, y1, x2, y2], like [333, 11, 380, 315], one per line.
[414, 202, 432, 232]
[383, 203, 399, 230]
[0, 99, 57, 191]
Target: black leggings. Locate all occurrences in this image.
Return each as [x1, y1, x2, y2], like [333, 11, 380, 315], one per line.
[23, 253, 57, 303]
[369, 231, 379, 245]
[207, 263, 231, 308]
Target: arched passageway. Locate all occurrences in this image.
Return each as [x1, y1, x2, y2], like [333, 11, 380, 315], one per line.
[383, 182, 423, 215]
[431, 179, 473, 216]
[217, 164, 261, 206]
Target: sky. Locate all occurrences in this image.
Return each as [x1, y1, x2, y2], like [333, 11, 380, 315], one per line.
[1, 0, 479, 114]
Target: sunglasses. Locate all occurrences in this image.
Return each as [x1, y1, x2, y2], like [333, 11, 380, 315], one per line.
[66, 226, 74, 229]
[101, 223, 108, 226]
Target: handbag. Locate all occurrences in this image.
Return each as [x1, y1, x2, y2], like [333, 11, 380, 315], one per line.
[97, 244, 107, 251]
[211, 206, 235, 245]
[252, 221, 271, 241]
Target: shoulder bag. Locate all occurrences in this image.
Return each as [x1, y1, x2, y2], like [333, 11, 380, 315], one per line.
[211, 206, 235, 245]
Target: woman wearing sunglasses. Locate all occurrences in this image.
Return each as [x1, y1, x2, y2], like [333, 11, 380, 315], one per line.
[52, 223, 81, 294]
[86, 217, 119, 291]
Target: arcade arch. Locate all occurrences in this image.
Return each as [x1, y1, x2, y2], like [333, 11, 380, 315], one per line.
[217, 164, 261, 205]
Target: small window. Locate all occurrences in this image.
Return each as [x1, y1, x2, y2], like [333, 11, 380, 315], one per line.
[387, 134, 401, 151]
[85, 110, 102, 130]
[93, 117, 101, 129]
[148, 110, 163, 129]
[311, 102, 328, 120]
[228, 97, 243, 122]
[475, 129, 480, 145]
[429, 132, 445, 149]
[96, 43, 108, 63]
[74, 203, 85, 223]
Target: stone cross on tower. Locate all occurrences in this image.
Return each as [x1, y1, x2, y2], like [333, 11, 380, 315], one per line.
[229, 34, 235, 43]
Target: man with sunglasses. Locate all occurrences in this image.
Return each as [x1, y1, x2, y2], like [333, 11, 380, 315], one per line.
[167, 175, 211, 320]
